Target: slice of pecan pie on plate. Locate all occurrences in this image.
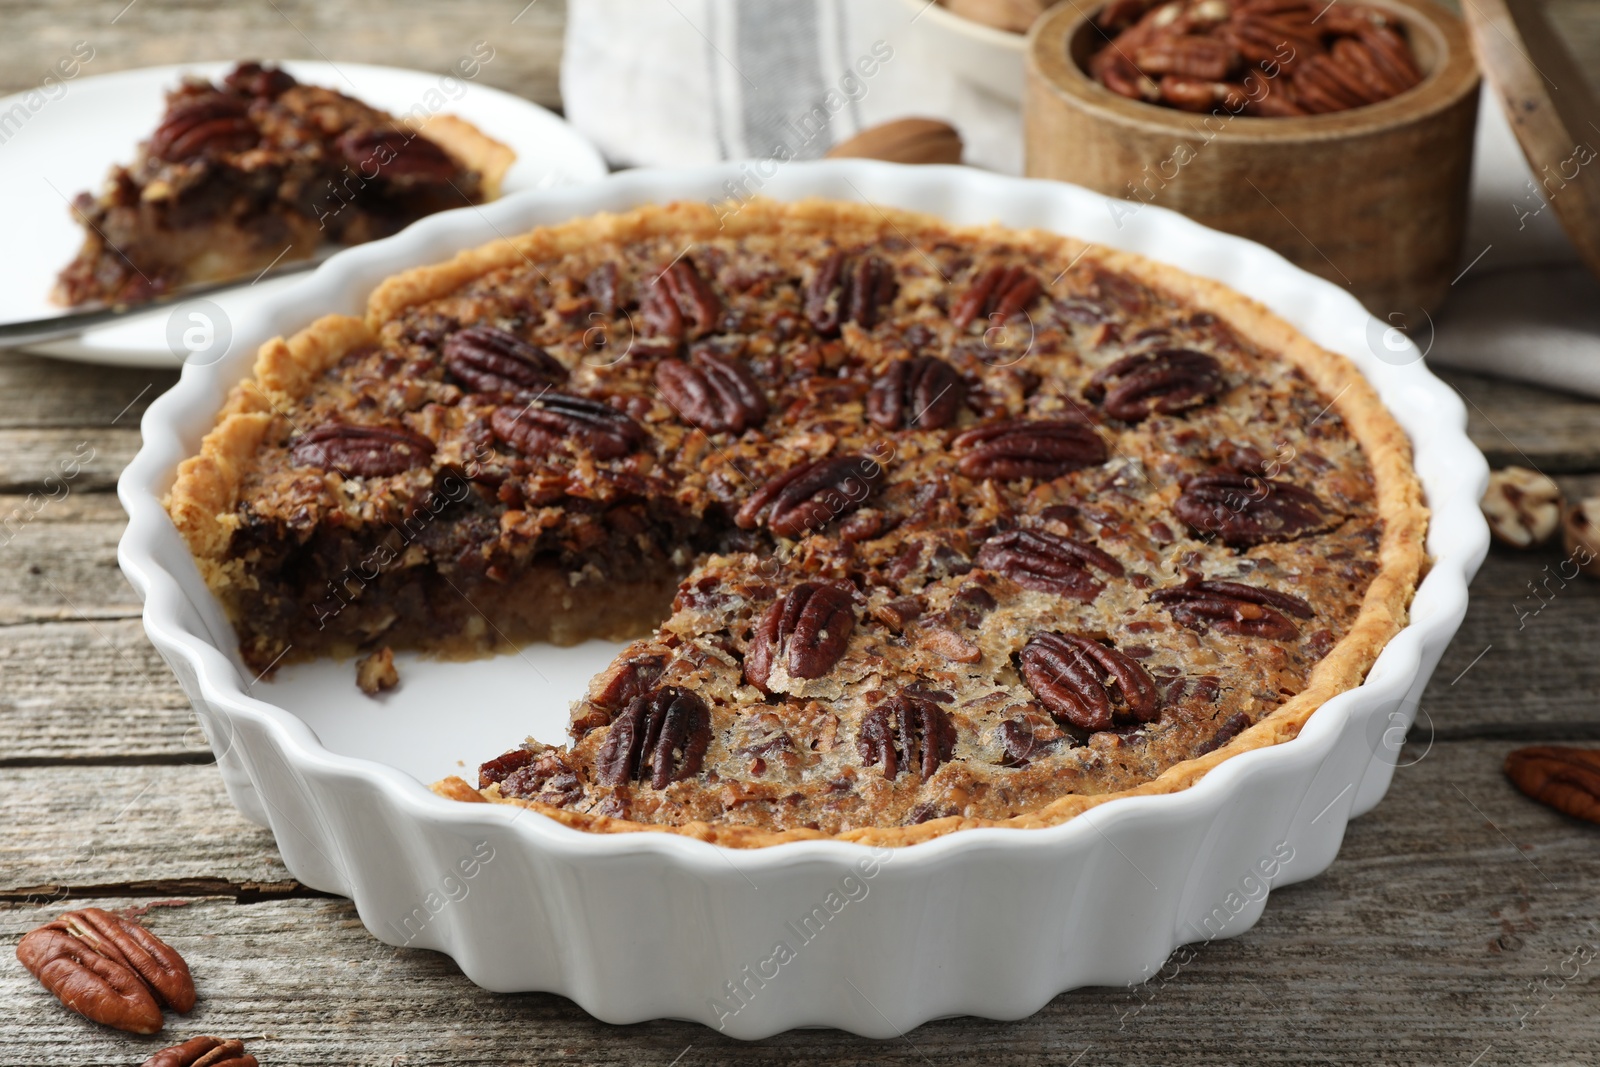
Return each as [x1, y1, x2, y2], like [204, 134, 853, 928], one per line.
[55, 61, 513, 308]
[164, 198, 1426, 847]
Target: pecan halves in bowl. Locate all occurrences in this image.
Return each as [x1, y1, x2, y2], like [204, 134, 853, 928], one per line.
[1289, 53, 1380, 114]
[597, 686, 713, 789]
[976, 528, 1124, 601]
[444, 325, 567, 395]
[744, 582, 858, 691]
[1086, 0, 1424, 116]
[143, 1036, 259, 1067]
[1091, 45, 1162, 103]
[15, 908, 195, 1034]
[954, 418, 1108, 481]
[1085, 348, 1225, 421]
[858, 690, 958, 781]
[1173, 468, 1337, 547]
[1504, 746, 1600, 824]
[1329, 36, 1414, 100]
[656, 342, 768, 434]
[1019, 631, 1161, 731]
[491, 393, 646, 460]
[289, 422, 436, 478]
[736, 454, 885, 538]
[1151, 577, 1313, 639]
[1133, 34, 1237, 81]
[868, 355, 965, 431]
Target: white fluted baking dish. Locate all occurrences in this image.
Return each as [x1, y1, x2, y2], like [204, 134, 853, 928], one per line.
[118, 161, 1487, 1038]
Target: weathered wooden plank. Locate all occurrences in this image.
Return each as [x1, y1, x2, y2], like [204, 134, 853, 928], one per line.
[0, 493, 139, 625]
[1425, 528, 1600, 741]
[1437, 369, 1600, 474]
[0, 352, 174, 430]
[0, 619, 194, 763]
[0, 427, 139, 494]
[0, 0, 568, 108]
[0, 764, 286, 892]
[0, 740, 1596, 1065]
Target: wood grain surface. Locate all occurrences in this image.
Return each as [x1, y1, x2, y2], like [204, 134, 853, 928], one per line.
[2, 352, 1597, 1067]
[0, 0, 566, 109]
[3, 738, 1597, 1067]
[3, 3, 1600, 1061]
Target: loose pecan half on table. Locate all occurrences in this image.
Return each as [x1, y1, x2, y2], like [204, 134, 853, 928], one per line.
[143, 1036, 259, 1067]
[15, 907, 195, 1034]
[1505, 746, 1600, 824]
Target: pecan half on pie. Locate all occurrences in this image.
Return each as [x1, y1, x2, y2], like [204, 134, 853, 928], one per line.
[166, 199, 1426, 846]
[54, 62, 513, 308]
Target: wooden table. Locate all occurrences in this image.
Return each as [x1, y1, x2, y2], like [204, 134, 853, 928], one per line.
[6, 3, 1600, 1063]
[12, 362, 1600, 1067]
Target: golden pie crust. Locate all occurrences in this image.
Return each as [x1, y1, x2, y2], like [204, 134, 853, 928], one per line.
[166, 198, 1427, 848]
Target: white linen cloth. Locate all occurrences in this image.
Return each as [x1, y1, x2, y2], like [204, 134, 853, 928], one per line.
[562, 0, 1023, 173]
[563, 0, 1600, 396]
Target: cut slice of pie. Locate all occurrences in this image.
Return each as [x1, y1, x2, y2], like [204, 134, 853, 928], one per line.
[54, 62, 514, 308]
[165, 198, 1426, 847]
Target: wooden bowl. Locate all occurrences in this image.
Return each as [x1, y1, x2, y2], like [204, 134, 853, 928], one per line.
[1024, 0, 1481, 316]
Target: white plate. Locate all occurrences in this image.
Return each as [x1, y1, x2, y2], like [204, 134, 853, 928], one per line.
[0, 60, 606, 367]
[119, 161, 1488, 1038]
[898, 0, 1027, 102]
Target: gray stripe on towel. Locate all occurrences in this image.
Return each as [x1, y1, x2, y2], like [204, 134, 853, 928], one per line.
[734, 0, 832, 160]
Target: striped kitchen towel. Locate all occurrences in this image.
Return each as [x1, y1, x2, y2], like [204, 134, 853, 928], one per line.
[561, 0, 1022, 172]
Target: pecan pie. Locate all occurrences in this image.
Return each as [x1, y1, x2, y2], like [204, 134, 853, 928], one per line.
[165, 199, 1426, 846]
[54, 62, 513, 308]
